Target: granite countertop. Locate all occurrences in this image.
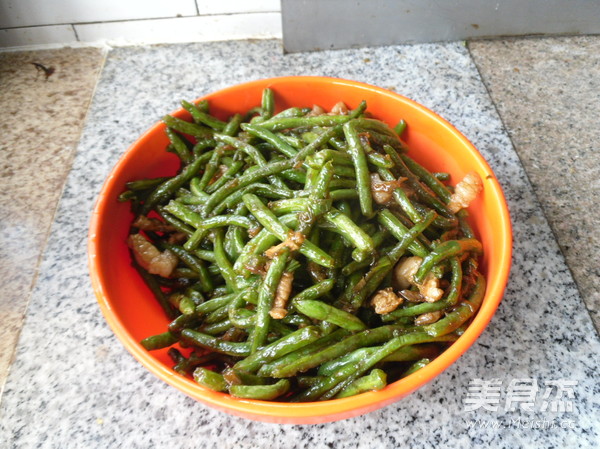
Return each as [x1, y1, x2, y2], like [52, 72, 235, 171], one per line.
[1, 39, 598, 448]
[0, 48, 105, 386]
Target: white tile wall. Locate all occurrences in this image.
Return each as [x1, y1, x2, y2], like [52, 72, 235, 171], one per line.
[197, 0, 280, 15]
[0, 0, 198, 29]
[0, 0, 282, 49]
[0, 25, 77, 48]
[75, 13, 281, 46]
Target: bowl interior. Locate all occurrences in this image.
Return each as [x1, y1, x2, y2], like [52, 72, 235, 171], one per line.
[89, 76, 511, 424]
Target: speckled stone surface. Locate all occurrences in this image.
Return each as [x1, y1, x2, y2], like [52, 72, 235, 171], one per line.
[1, 40, 598, 448]
[469, 36, 600, 331]
[0, 47, 105, 396]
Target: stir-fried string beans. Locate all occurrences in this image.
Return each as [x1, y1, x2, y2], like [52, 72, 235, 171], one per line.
[123, 89, 486, 401]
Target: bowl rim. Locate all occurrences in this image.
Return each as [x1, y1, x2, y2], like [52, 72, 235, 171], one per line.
[88, 75, 512, 424]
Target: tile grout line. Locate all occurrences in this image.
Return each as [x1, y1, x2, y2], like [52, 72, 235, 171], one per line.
[72, 24, 80, 42]
[0, 47, 110, 405]
[465, 40, 600, 338]
[0, 11, 282, 31]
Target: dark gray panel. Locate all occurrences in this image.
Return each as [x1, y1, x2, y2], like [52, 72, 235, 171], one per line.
[282, 0, 600, 52]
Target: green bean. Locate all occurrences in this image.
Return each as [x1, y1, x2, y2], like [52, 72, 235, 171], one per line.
[323, 208, 374, 260]
[296, 331, 449, 401]
[317, 347, 375, 376]
[304, 166, 318, 191]
[192, 138, 217, 156]
[234, 325, 321, 373]
[211, 182, 293, 215]
[223, 113, 243, 136]
[193, 367, 227, 392]
[196, 292, 238, 315]
[168, 293, 196, 315]
[382, 343, 443, 362]
[202, 158, 296, 216]
[414, 238, 482, 284]
[141, 150, 213, 214]
[257, 328, 350, 377]
[228, 311, 254, 330]
[131, 261, 178, 319]
[242, 193, 335, 268]
[188, 179, 208, 199]
[306, 148, 388, 174]
[341, 256, 374, 277]
[329, 189, 358, 202]
[196, 149, 222, 192]
[353, 118, 406, 152]
[403, 358, 431, 377]
[269, 198, 309, 215]
[293, 300, 367, 331]
[292, 101, 367, 163]
[126, 177, 170, 191]
[223, 367, 271, 386]
[195, 99, 209, 112]
[273, 107, 307, 118]
[186, 288, 205, 306]
[421, 273, 485, 337]
[366, 152, 394, 169]
[162, 115, 213, 138]
[279, 168, 306, 184]
[140, 331, 178, 350]
[376, 167, 423, 222]
[349, 228, 389, 266]
[377, 209, 429, 258]
[211, 228, 239, 291]
[205, 160, 245, 194]
[384, 145, 454, 218]
[250, 248, 289, 353]
[165, 128, 192, 164]
[241, 123, 298, 158]
[177, 192, 208, 206]
[289, 279, 335, 303]
[230, 379, 290, 400]
[191, 249, 216, 263]
[216, 134, 291, 192]
[204, 304, 231, 325]
[271, 325, 405, 378]
[165, 201, 254, 235]
[342, 120, 373, 217]
[180, 329, 251, 356]
[394, 119, 407, 136]
[181, 100, 227, 131]
[161, 243, 214, 292]
[117, 190, 139, 203]
[310, 161, 334, 200]
[297, 376, 326, 388]
[259, 115, 355, 132]
[400, 154, 452, 203]
[335, 368, 387, 398]
[154, 208, 193, 236]
[457, 209, 475, 239]
[200, 318, 235, 335]
[261, 88, 275, 120]
[233, 233, 277, 275]
[224, 224, 247, 262]
[411, 202, 458, 229]
[173, 350, 217, 375]
[344, 211, 437, 311]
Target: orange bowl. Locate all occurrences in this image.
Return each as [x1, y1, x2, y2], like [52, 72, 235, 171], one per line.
[88, 76, 511, 424]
